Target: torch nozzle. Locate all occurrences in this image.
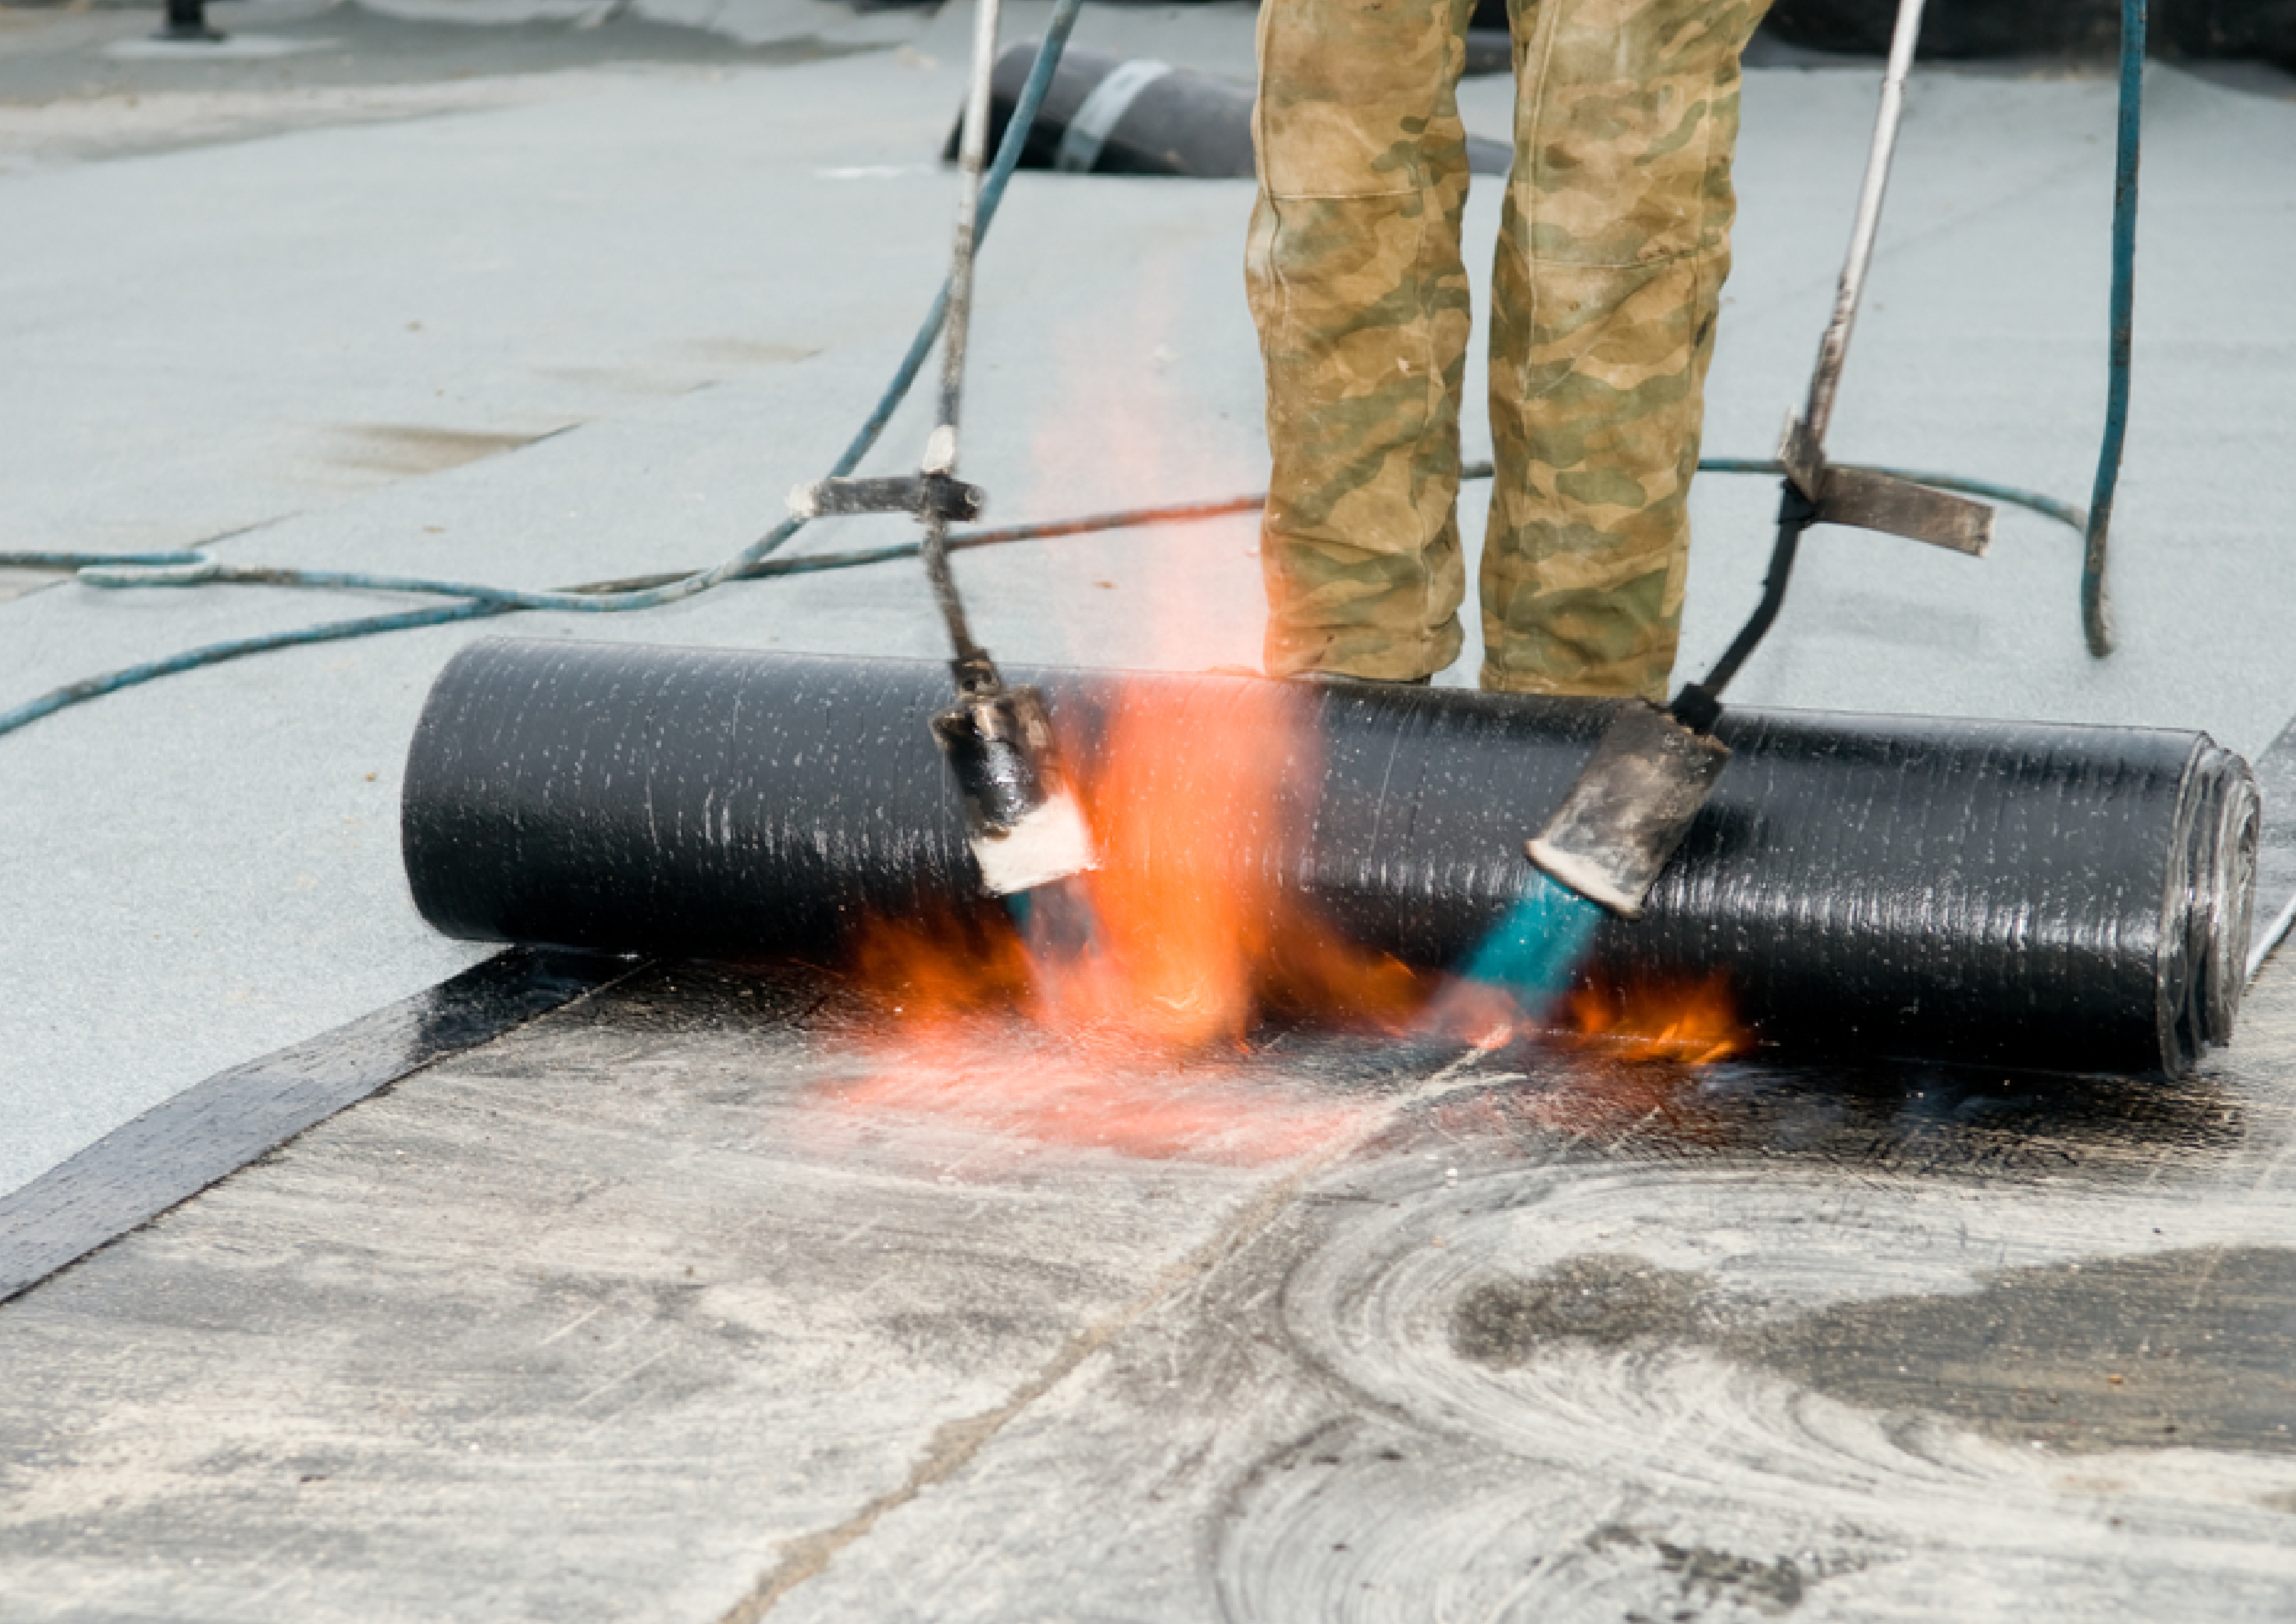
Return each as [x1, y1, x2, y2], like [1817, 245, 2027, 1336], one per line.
[1525, 698, 1730, 918]
[930, 683, 1099, 896]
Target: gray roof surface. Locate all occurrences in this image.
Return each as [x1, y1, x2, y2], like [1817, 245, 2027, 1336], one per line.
[1, 0, 2292, 1203]
[8, 7, 2296, 1618]
[11, 959, 2296, 1619]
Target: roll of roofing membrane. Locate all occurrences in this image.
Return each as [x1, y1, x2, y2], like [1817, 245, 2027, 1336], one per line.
[402, 640, 2257, 1077]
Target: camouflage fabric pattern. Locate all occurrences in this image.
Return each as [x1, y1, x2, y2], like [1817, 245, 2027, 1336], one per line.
[1248, 0, 1771, 698]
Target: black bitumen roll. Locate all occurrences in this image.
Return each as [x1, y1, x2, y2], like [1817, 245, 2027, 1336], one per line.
[401, 639, 2258, 1078]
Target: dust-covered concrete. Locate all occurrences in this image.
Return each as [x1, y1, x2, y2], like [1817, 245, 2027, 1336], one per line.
[9, 956, 2296, 1619]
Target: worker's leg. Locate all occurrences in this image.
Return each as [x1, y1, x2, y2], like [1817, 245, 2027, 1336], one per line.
[1481, 0, 1770, 699]
[1247, 0, 1476, 683]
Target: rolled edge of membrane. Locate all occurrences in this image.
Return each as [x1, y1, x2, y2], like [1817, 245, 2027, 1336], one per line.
[972, 790, 1098, 896]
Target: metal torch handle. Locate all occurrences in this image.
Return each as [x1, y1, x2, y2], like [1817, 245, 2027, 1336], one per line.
[920, 0, 1005, 683]
[1799, 0, 1930, 448]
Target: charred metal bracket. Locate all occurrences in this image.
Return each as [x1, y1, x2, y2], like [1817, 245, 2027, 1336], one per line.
[1527, 700, 1730, 918]
[931, 682, 1062, 835]
[1779, 416, 1994, 557]
[788, 472, 986, 525]
[931, 680, 1098, 896]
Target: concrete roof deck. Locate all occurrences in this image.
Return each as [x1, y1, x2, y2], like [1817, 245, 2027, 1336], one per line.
[3, 1, 2296, 1614]
[3, 0, 2294, 1191]
[11, 957, 2296, 1619]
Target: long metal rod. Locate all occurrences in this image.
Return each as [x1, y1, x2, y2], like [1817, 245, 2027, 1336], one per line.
[920, 0, 1005, 678]
[920, 513, 985, 673]
[1678, 0, 1928, 715]
[1800, 0, 1929, 445]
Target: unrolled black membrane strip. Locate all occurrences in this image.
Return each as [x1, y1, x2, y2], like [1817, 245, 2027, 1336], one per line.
[401, 640, 2258, 1078]
[0, 948, 632, 1306]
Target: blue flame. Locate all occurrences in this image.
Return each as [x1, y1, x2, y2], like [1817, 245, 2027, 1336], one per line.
[1460, 872, 1603, 1014]
[1005, 876, 1102, 967]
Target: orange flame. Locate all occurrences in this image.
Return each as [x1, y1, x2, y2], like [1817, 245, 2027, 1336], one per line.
[838, 744, 1749, 1149]
[849, 905, 1034, 1022]
[832, 700, 1751, 1165]
[1032, 679, 1425, 1048]
[827, 679, 1436, 1165]
[1563, 976, 1747, 1065]
[850, 679, 1428, 1047]
[819, 297, 1742, 1164]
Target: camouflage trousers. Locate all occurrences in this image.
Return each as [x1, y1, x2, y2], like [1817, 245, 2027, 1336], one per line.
[1248, 0, 1771, 698]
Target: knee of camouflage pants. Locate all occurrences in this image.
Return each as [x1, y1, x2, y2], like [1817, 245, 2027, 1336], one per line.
[1246, 0, 1475, 683]
[1248, 0, 1768, 696]
[1481, 0, 1771, 700]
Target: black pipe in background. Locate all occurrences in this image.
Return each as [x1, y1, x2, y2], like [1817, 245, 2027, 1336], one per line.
[155, 0, 222, 41]
[401, 640, 2257, 1079]
[951, 44, 1516, 180]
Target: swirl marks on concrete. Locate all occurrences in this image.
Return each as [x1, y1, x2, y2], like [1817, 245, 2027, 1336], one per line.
[1213, 1156, 2296, 1616]
[1213, 1418, 1874, 1623]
